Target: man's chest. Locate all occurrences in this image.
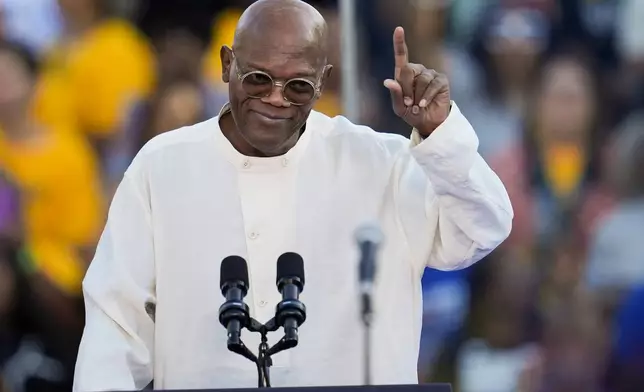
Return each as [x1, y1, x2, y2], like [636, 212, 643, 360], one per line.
[149, 162, 391, 311]
[149, 159, 388, 257]
[146, 168, 386, 372]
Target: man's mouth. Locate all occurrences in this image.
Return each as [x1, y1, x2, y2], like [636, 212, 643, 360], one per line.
[252, 110, 289, 123]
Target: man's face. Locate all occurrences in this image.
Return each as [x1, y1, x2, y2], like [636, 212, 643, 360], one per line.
[220, 41, 331, 156]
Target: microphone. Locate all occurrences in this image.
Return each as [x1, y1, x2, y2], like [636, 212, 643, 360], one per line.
[272, 252, 306, 349]
[355, 223, 383, 307]
[355, 223, 383, 386]
[218, 256, 251, 350]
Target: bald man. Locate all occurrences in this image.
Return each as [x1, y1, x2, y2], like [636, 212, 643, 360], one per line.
[73, 0, 512, 390]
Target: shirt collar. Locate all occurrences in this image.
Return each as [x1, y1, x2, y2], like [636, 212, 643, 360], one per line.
[214, 103, 313, 172]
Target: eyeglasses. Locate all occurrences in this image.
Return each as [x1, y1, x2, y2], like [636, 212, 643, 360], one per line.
[232, 54, 323, 106]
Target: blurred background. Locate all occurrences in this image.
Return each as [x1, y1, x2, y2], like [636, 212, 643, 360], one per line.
[0, 0, 643, 391]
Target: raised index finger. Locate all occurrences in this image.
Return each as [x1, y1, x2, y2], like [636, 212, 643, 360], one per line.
[393, 26, 408, 79]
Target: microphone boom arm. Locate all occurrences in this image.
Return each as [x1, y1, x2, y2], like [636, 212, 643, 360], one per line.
[227, 338, 258, 363]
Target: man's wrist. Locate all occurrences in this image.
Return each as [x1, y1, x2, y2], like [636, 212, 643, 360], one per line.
[416, 103, 452, 138]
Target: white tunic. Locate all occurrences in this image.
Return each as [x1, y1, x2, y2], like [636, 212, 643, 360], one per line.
[73, 103, 512, 391]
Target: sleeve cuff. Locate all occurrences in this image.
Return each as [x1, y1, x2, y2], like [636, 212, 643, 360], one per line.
[409, 101, 480, 189]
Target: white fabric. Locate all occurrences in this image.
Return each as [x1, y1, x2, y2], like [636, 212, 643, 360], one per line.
[73, 102, 512, 391]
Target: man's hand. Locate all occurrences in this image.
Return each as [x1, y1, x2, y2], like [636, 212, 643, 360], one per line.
[384, 27, 451, 137]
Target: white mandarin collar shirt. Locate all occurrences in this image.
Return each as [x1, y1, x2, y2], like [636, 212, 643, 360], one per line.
[73, 103, 512, 391]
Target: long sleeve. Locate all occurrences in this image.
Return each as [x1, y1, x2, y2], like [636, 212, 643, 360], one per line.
[73, 172, 156, 392]
[393, 102, 513, 271]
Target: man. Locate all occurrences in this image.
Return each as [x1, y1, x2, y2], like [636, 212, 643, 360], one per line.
[73, 0, 513, 390]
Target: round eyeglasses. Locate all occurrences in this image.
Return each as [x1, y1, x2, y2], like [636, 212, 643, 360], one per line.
[234, 61, 322, 106]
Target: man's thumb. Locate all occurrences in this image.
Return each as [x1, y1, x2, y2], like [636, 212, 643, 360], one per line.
[384, 79, 404, 115]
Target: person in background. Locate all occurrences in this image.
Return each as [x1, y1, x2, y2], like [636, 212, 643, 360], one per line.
[307, 6, 342, 118]
[585, 115, 644, 311]
[491, 48, 613, 254]
[32, 0, 155, 164]
[108, 77, 210, 182]
[454, 257, 540, 392]
[0, 169, 70, 392]
[404, 0, 478, 96]
[0, 39, 104, 319]
[616, 0, 644, 110]
[0, 253, 17, 392]
[0, 169, 21, 392]
[607, 285, 644, 391]
[0, 171, 21, 246]
[105, 27, 226, 188]
[537, 232, 587, 312]
[204, 5, 247, 93]
[0, 0, 62, 57]
[464, 6, 550, 159]
[417, 267, 470, 382]
[574, 0, 620, 72]
[0, 6, 5, 39]
[536, 299, 608, 392]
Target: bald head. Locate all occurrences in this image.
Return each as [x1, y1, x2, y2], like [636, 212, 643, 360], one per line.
[233, 0, 328, 63]
[219, 0, 334, 157]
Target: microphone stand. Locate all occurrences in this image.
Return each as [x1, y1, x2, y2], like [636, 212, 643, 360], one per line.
[245, 319, 270, 388]
[258, 332, 272, 387]
[355, 223, 382, 386]
[245, 318, 300, 388]
[223, 286, 306, 387]
[361, 290, 373, 386]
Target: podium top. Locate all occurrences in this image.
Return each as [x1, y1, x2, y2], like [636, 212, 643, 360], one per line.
[129, 384, 452, 392]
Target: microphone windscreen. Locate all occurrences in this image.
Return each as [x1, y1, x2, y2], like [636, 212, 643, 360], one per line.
[220, 255, 249, 289]
[276, 252, 305, 286]
[355, 223, 384, 246]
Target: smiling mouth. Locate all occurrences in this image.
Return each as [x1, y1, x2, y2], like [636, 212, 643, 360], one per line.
[252, 110, 289, 122]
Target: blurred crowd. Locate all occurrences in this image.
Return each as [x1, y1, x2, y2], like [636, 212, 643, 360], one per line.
[0, 0, 643, 391]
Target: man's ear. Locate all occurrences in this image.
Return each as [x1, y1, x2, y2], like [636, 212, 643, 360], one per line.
[220, 45, 233, 84]
[319, 64, 333, 93]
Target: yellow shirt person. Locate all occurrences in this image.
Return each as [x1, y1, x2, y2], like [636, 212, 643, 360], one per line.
[33, 18, 155, 141]
[0, 128, 105, 295]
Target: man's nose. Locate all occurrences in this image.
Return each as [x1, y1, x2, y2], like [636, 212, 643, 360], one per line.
[261, 83, 290, 107]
